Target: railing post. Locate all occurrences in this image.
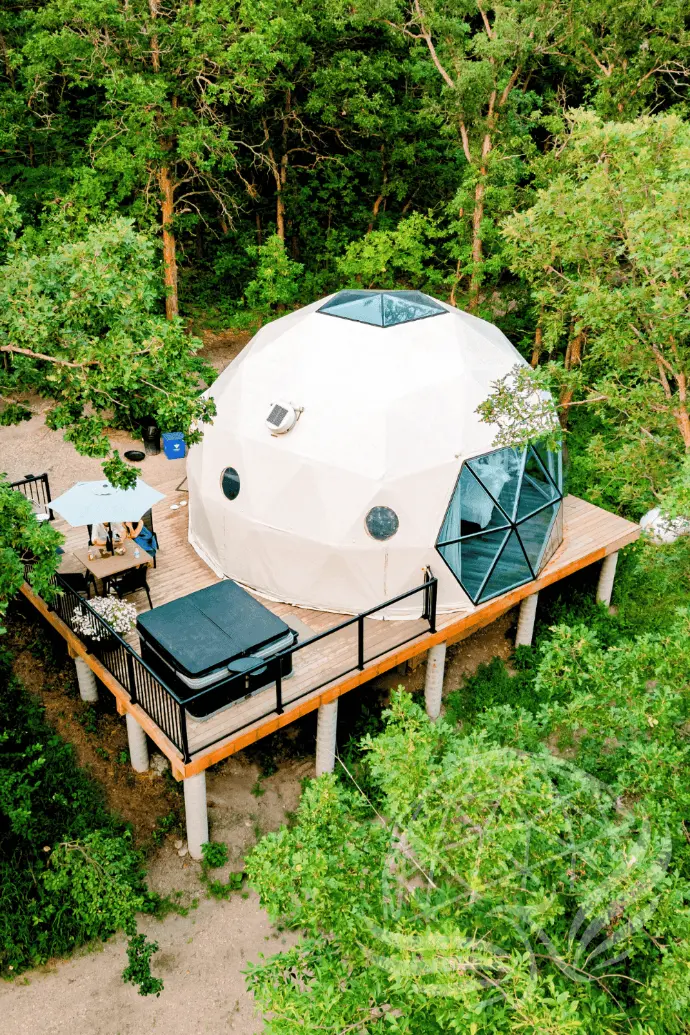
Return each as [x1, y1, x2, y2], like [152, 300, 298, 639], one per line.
[179, 703, 191, 764]
[43, 473, 54, 520]
[126, 651, 137, 705]
[429, 577, 438, 634]
[275, 670, 284, 714]
[357, 614, 365, 670]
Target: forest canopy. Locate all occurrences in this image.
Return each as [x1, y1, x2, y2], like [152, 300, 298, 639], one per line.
[0, 1, 688, 490]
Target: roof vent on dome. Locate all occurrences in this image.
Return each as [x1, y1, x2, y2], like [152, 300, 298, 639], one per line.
[318, 289, 446, 328]
[266, 401, 299, 435]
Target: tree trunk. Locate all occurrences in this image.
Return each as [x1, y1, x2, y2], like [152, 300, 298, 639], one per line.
[276, 184, 285, 242]
[468, 120, 494, 311]
[148, 0, 177, 318]
[158, 165, 178, 320]
[367, 195, 384, 234]
[559, 331, 583, 428]
[673, 371, 690, 450]
[674, 406, 690, 450]
[531, 322, 543, 368]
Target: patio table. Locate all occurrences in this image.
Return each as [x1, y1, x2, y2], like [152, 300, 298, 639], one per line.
[73, 538, 153, 581]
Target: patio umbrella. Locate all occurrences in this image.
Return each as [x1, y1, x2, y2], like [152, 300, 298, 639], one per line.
[49, 479, 165, 526]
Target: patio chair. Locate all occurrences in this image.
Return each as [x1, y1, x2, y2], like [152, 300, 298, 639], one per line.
[104, 565, 153, 609]
[60, 570, 95, 599]
[140, 509, 159, 568]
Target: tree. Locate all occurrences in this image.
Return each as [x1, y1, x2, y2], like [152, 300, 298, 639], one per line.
[16, 0, 298, 316]
[0, 210, 216, 486]
[247, 690, 690, 1034]
[499, 113, 690, 509]
[0, 475, 62, 632]
[366, 0, 562, 309]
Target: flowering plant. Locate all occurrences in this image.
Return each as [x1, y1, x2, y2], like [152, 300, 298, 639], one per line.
[72, 595, 137, 639]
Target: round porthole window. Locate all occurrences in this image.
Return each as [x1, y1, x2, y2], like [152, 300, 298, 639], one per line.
[365, 506, 399, 541]
[220, 467, 240, 500]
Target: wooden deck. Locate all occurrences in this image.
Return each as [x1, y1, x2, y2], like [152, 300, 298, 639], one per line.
[32, 474, 639, 779]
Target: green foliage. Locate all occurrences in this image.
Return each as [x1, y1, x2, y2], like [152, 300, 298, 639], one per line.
[241, 235, 305, 321]
[0, 475, 62, 631]
[502, 113, 690, 510]
[43, 833, 146, 941]
[0, 217, 216, 487]
[199, 840, 244, 899]
[0, 648, 158, 980]
[247, 690, 690, 1033]
[150, 811, 179, 848]
[3, 0, 685, 327]
[337, 213, 440, 291]
[247, 540, 690, 1031]
[201, 840, 229, 870]
[122, 934, 164, 997]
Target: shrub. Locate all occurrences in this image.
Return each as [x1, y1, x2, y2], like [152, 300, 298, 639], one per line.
[246, 680, 690, 1034]
[0, 647, 161, 991]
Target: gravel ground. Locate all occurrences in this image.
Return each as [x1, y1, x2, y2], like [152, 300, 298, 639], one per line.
[0, 892, 291, 1035]
[0, 398, 187, 497]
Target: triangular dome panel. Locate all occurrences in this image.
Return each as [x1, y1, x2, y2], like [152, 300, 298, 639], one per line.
[318, 290, 446, 327]
[436, 440, 565, 605]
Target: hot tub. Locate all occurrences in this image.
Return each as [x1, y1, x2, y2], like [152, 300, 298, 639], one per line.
[137, 581, 298, 721]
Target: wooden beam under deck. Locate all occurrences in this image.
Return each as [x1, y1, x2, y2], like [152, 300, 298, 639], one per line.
[24, 485, 639, 781]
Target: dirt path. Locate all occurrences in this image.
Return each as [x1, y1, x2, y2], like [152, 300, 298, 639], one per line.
[0, 890, 290, 1035]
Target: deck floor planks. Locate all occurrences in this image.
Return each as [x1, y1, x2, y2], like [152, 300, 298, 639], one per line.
[50, 475, 639, 772]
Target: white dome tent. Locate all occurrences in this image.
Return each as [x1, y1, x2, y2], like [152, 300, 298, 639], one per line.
[187, 290, 564, 619]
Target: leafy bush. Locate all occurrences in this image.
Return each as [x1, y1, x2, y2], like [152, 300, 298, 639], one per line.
[122, 934, 164, 997]
[199, 840, 244, 899]
[247, 650, 690, 1033]
[0, 476, 62, 631]
[201, 840, 229, 869]
[0, 648, 161, 990]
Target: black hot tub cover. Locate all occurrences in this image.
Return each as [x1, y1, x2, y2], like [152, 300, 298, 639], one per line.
[136, 580, 292, 678]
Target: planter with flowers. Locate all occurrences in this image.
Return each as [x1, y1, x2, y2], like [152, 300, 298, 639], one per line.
[72, 595, 138, 652]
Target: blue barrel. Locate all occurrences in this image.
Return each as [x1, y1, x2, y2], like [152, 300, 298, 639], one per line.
[162, 432, 186, 459]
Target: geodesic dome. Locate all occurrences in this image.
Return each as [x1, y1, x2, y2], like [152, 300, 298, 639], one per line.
[187, 290, 564, 618]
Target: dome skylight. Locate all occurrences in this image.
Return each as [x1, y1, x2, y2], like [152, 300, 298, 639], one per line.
[318, 290, 447, 328]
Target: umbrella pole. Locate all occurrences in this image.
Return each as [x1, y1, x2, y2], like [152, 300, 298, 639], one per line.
[106, 523, 114, 556]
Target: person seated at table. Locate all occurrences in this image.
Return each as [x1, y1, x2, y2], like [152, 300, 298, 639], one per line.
[92, 521, 126, 549]
[124, 520, 143, 539]
[111, 522, 127, 544]
[92, 522, 109, 547]
[125, 519, 158, 558]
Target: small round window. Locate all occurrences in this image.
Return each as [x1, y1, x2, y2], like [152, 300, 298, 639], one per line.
[365, 506, 399, 541]
[221, 467, 240, 500]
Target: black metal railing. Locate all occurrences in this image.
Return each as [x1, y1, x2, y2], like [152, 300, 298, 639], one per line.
[23, 562, 437, 765]
[10, 473, 54, 520]
[44, 571, 188, 757]
[179, 569, 438, 758]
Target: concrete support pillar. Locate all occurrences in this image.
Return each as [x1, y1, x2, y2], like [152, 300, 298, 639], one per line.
[315, 700, 338, 776]
[424, 642, 447, 721]
[75, 657, 98, 702]
[515, 592, 539, 648]
[125, 713, 149, 773]
[183, 772, 209, 861]
[596, 551, 619, 607]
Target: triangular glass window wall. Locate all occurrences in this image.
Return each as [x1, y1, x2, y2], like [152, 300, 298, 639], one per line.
[436, 442, 564, 604]
[318, 290, 447, 328]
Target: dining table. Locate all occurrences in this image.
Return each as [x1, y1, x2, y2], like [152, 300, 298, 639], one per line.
[73, 538, 153, 584]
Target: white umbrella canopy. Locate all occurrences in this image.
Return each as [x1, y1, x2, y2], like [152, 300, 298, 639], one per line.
[49, 479, 165, 527]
